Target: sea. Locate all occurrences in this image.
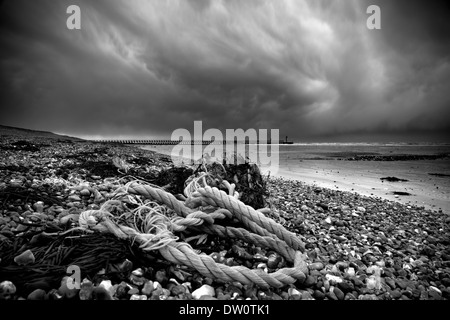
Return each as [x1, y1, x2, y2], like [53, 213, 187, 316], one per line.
[137, 143, 450, 212]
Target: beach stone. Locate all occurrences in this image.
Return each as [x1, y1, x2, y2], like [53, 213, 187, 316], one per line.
[128, 287, 139, 296]
[171, 285, 186, 296]
[428, 287, 442, 300]
[58, 280, 79, 299]
[80, 189, 91, 197]
[333, 287, 345, 300]
[441, 289, 450, 300]
[391, 290, 402, 299]
[396, 279, 408, 290]
[344, 293, 357, 300]
[99, 280, 114, 297]
[0, 281, 16, 300]
[155, 270, 168, 286]
[130, 294, 147, 300]
[79, 279, 94, 300]
[14, 249, 35, 266]
[301, 291, 314, 300]
[357, 207, 366, 213]
[325, 274, 343, 284]
[267, 253, 282, 269]
[326, 290, 339, 300]
[419, 291, 429, 300]
[192, 284, 215, 300]
[346, 267, 356, 277]
[384, 277, 396, 290]
[130, 268, 145, 286]
[47, 289, 63, 300]
[114, 282, 129, 299]
[309, 262, 324, 271]
[92, 287, 113, 300]
[441, 278, 450, 287]
[68, 194, 81, 202]
[304, 275, 317, 288]
[27, 289, 47, 300]
[351, 277, 365, 288]
[313, 290, 325, 300]
[33, 201, 44, 213]
[359, 294, 378, 300]
[337, 281, 354, 293]
[141, 281, 154, 296]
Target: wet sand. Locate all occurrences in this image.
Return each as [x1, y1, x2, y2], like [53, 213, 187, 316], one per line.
[273, 159, 450, 213]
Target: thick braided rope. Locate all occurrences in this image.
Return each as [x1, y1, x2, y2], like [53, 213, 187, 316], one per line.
[191, 225, 297, 263]
[79, 210, 305, 288]
[123, 183, 193, 217]
[160, 242, 305, 289]
[119, 182, 302, 258]
[141, 211, 297, 262]
[184, 197, 277, 239]
[191, 186, 305, 252]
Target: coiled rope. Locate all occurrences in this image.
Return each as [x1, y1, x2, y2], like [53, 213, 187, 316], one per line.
[78, 179, 308, 289]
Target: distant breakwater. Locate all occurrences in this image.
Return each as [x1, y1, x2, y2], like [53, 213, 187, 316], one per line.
[92, 139, 294, 145]
[345, 153, 450, 161]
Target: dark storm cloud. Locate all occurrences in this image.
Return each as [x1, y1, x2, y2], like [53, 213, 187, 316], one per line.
[0, 0, 449, 141]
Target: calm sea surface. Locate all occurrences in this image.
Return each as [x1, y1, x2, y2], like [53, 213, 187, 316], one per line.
[139, 143, 450, 165]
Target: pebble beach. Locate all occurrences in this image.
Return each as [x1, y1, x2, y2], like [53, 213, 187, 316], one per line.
[1, 129, 450, 301]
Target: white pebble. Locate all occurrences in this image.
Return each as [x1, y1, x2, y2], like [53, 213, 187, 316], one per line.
[192, 284, 215, 300]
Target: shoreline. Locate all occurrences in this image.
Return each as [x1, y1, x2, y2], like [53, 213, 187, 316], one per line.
[1, 136, 450, 301]
[138, 144, 450, 213]
[273, 159, 450, 213]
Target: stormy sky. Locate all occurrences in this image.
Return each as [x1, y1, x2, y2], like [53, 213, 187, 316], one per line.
[0, 0, 449, 142]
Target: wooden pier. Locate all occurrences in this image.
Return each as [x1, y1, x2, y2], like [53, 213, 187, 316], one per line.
[92, 139, 294, 145]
